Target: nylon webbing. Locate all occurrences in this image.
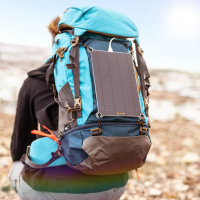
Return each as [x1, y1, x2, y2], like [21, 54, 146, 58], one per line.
[135, 42, 150, 99]
[69, 36, 80, 99]
[20, 147, 62, 169]
[135, 41, 151, 127]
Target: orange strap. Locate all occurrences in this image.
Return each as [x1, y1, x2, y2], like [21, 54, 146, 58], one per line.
[136, 168, 139, 179]
[31, 125, 58, 142]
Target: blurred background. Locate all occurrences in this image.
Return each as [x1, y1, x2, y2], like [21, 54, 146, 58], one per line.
[0, 0, 200, 199]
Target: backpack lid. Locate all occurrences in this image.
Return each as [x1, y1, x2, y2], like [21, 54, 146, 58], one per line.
[58, 6, 139, 43]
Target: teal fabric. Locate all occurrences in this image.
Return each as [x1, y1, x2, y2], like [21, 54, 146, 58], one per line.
[52, 33, 93, 126]
[59, 6, 140, 43]
[52, 33, 73, 91]
[74, 27, 87, 36]
[30, 137, 66, 167]
[67, 45, 93, 126]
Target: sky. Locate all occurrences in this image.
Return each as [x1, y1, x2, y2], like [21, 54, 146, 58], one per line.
[0, 0, 200, 72]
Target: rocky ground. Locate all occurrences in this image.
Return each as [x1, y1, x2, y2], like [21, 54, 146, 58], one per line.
[121, 118, 200, 200]
[0, 111, 200, 200]
[0, 113, 20, 200]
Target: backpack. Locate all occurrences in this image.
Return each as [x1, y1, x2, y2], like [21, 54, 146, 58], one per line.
[22, 6, 151, 175]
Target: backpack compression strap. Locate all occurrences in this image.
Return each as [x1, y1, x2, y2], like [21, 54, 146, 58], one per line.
[67, 36, 82, 118]
[135, 42, 151, 126]
[46, 32, 82, 119]
[20, 146, 63, 169]
[46, 29, 75, 89]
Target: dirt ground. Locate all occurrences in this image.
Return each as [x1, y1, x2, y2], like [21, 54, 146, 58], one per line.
[0, 112, 200, 200]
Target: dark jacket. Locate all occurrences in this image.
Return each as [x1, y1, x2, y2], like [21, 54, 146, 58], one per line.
[10, 60, 128, 193]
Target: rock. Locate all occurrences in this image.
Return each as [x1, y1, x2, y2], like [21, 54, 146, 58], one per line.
[0, 145, 9, 156]
[157, 157, 166, 166]
[120, 192, 134, 200]
[175, 183, 189, 191]
[149, 188, 162, 196]
[183, 153, 199, 163]
[182, 138, 194, 147]
[120, 192, 127, 200]
[193, 197, 200, 200]
[147, 154, 166, 165]
[0, 156, 12, 168]
[154, 183, 161, 189]
[2, 140, 11, 149]
[147, 152, 157, 163]
[144, 181, 152, 187]
[183, 176, 196, 185]
[166, 172, 176, 179]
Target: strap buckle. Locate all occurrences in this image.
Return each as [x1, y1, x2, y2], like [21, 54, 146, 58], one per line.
[71, 37, 79, 47]
[74, 97, 82, 111]
[140, 127, 147, 135]
[64, 111, 75, 123]
[55, 47, 68, 61]
[91, 113, 102, 136]
[64, 102, 75, 122]
[138, 115, 147, 135]
[91, 127, 101, 136]
[65, 102, 74, 113]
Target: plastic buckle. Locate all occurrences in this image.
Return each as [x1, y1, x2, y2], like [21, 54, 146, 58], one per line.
[74, 97, 82, 111]
[55, 47, 66, 61]
[64, 111, 75, 123]
[140, 126, 147, 134]
[63, 102, 75, 122]
[91, 128, 101, 136]
[71, 37, 79, 47]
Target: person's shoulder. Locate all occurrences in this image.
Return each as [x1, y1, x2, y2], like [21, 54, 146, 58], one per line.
[23, 76, 47, 92]
[24, 76, 44, 85]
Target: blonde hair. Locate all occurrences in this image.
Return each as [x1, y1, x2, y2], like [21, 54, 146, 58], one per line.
[47, 16, 61, 43]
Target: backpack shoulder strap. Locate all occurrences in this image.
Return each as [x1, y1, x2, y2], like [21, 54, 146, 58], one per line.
[135, 41, 151, 126]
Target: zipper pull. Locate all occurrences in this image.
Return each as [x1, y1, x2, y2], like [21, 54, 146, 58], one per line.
[91, 112, 103, 136]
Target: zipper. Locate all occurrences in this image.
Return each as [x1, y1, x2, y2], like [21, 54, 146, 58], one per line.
[62, 121, 147, 138]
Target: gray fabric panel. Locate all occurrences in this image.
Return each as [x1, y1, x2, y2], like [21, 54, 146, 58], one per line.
[72, 135, 151, 175]
[58, 82, 78, 132]
[90, 50, 141, 117]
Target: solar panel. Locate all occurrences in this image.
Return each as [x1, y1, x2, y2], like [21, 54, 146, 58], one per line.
[90, 50, 142, 117]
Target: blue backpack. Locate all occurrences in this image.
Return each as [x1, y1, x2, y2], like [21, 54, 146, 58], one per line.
[22, 6, 151, 175]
